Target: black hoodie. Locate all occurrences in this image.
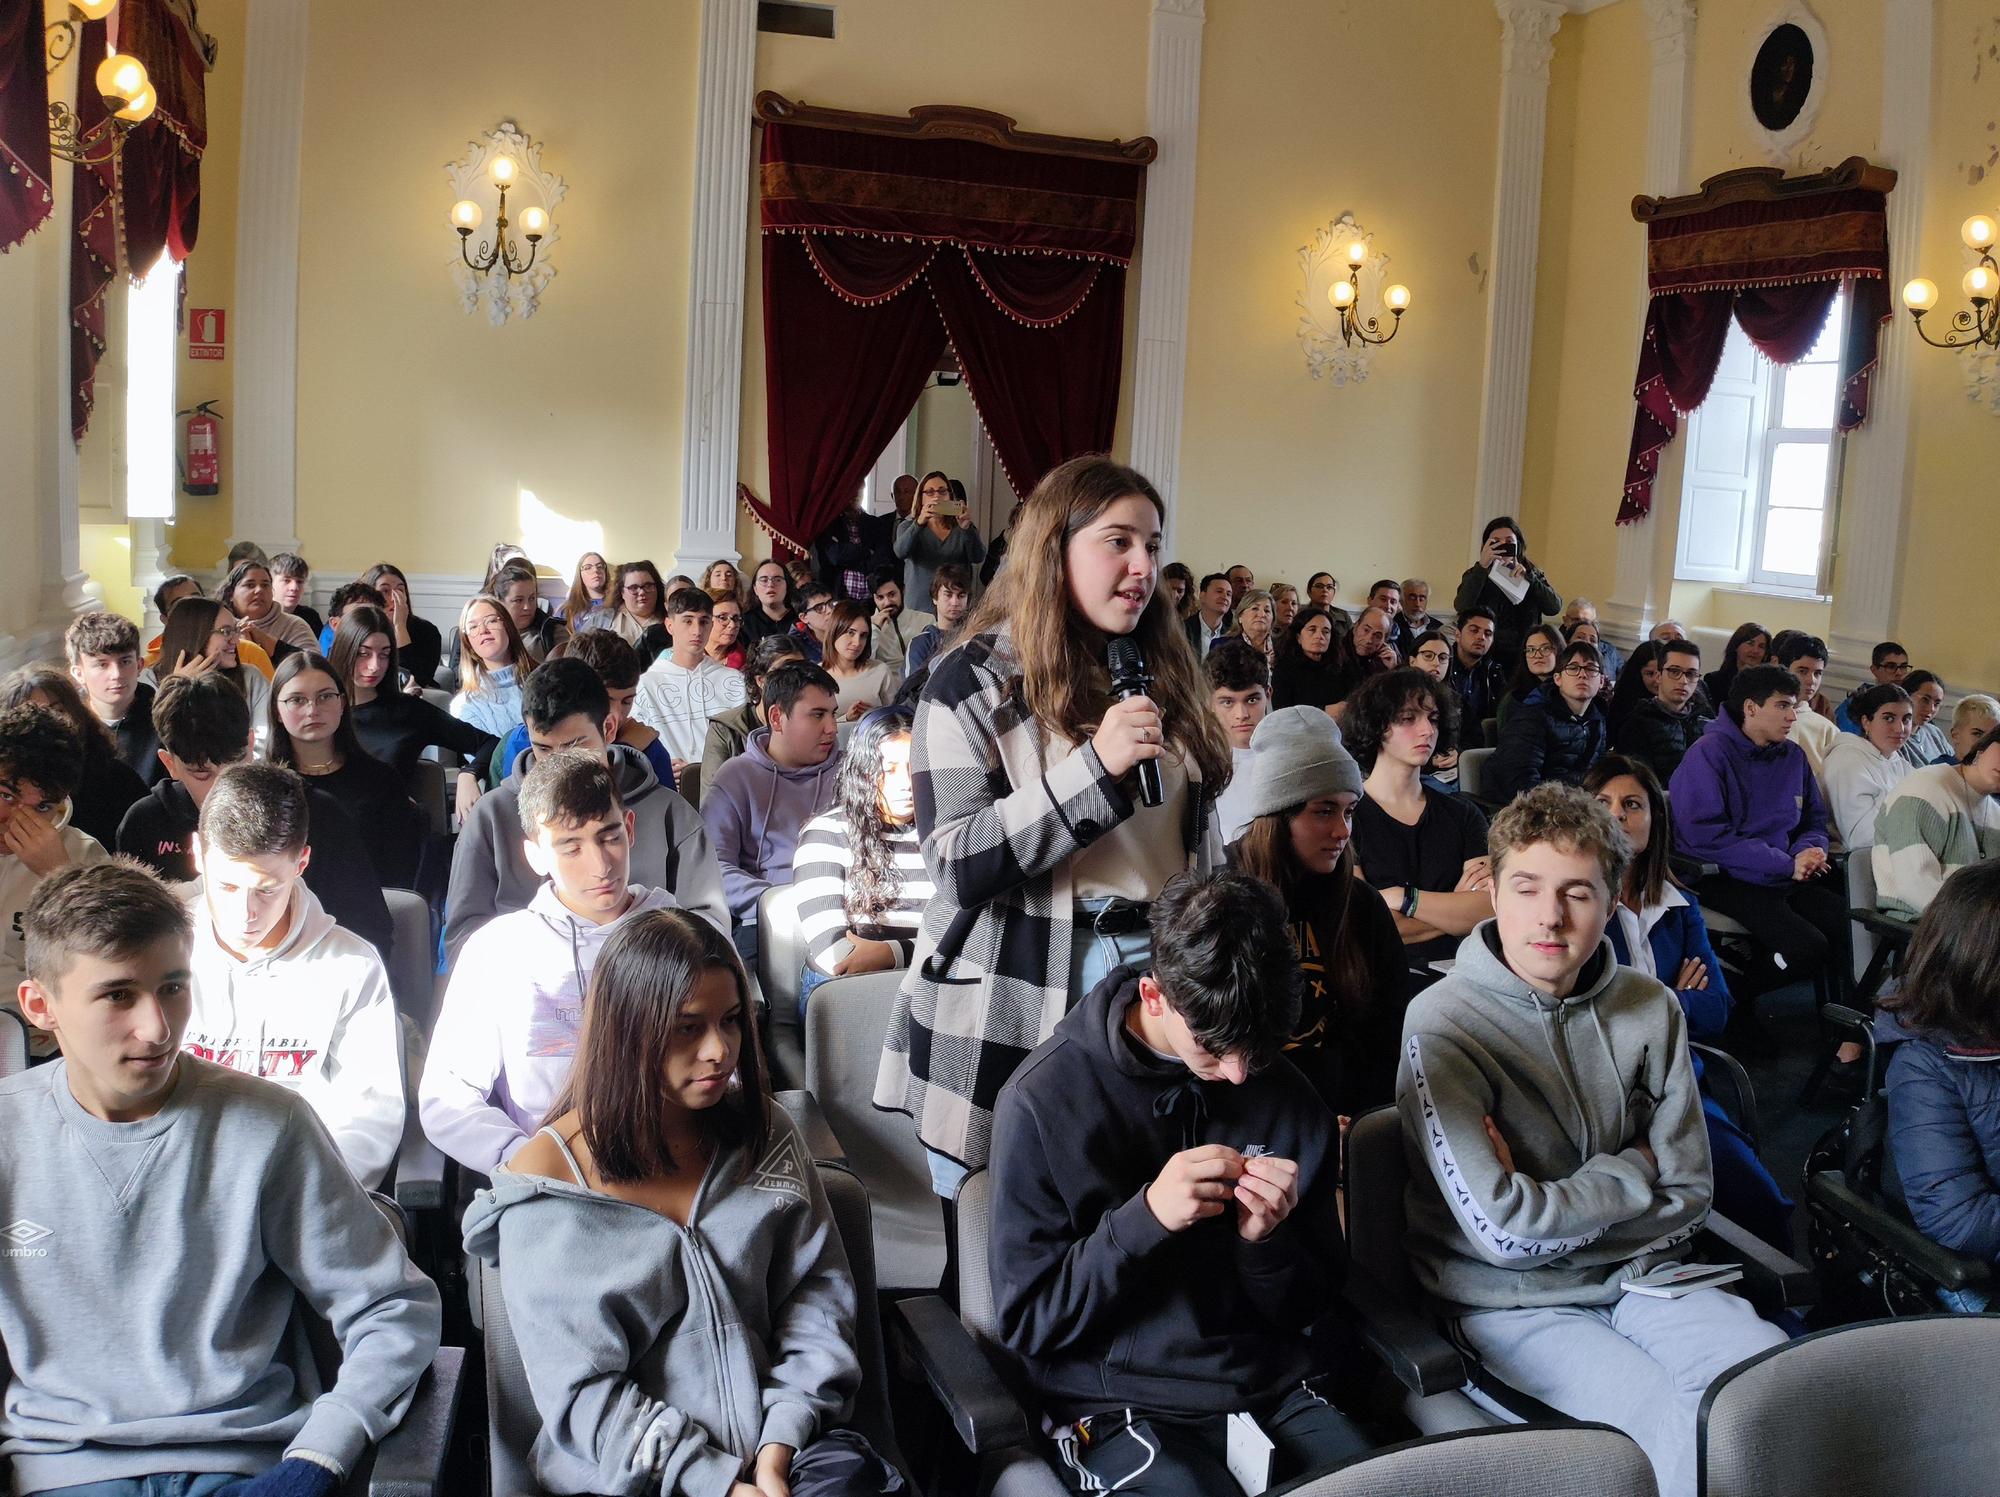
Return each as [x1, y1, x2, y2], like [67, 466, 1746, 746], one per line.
[987, 967, 1347, 1423]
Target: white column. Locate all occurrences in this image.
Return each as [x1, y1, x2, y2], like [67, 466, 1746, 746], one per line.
[1471, 0, 1564, 538]
[1827, 0, 1929, 666]
[228, 0, 310, 562]
[1128, 0, 1205, 553]
[1604, 0, 1696, 645]
[42, 5, 93, 622]
[672, 0, 758, 578]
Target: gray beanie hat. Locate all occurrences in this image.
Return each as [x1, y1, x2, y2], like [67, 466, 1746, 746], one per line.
[1242, 706, 1363, 822]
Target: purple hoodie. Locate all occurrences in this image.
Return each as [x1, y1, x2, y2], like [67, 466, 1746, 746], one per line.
[701, 727, 842, 920]
[1668, 712, 1829, 885]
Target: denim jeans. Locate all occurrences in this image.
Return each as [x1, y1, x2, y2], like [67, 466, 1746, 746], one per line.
[43, 1475, 243, 1497]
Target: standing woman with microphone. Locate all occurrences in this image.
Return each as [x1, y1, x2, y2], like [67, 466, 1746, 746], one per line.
[876, 455, 1234, 1199]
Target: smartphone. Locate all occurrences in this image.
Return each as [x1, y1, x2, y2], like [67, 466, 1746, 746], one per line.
[934, 497, 966, 519]
[1494, 541, 1518, 558]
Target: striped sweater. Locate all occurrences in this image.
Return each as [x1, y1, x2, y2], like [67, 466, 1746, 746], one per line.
[790, 811, 934, 976]
[1872, 765, 2000, 919]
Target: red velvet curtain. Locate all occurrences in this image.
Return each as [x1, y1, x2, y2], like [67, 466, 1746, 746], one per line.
[746, 116, 1144, 555]
[0, 0, 53, 254]
[1620, 186, 1891, 524]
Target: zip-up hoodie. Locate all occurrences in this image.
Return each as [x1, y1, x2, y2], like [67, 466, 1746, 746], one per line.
[462, 1105, 859, 1497]
[1396, 922, 1713, 1313]
[420, 883, 680, 1173]
[445, 743, 728, 964]
[183, 881, 404, 1189]
[987, 968, 1346, 1422]
[1668, 712, 1828, 886]
[700, 729, 841, 922]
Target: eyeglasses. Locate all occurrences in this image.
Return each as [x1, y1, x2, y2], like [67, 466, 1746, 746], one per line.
[1524, 645, 1557, 659]
[804, 601, 834, 616]
[1659, 666, 1699, 682]
[1560, 665, 1603, 680]
[623, 582, 657, 596]
[279, 689, 343, 711]
[211, 626, 245, 645]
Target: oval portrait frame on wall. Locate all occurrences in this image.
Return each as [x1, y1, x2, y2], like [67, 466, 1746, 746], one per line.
[1744, 2, 1829, 164]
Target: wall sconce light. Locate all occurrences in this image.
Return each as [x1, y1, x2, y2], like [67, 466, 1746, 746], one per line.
[445, 121, 567, 325]
[1297, 213, 1413, 385]
[1327, 235, 1412, 348]
[45, 1, 155, 166]
[1901, 213, 2000, 351]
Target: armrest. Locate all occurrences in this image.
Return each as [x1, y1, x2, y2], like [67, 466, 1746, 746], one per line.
[772, 1089, 848, 1167]
[1689, 1042, 1762, 1144]
[1669, 855, 1720, 884]
[892, 1295, 1032, 1455]
[364, 1346, 466, 1497]
[392, 1134, 452, 1216]
[1698, 1212, 1818, 1309]
[1340, 1266, 1466, 1397]
[1855, 911, 1916, 942]
[1806, 1171, 1995, 1292]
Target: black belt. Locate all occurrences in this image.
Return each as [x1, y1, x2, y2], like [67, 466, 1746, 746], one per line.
[1076, 896, 1151, 937]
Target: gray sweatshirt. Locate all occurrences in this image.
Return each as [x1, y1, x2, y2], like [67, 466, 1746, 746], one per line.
[0, 1056, 442, 1491]
[462, 1108, 859, 1497]
[1395, 922, 1713, 1313]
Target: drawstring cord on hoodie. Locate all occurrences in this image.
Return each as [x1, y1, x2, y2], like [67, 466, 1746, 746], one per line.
[1151, 1076, 1209, 1151]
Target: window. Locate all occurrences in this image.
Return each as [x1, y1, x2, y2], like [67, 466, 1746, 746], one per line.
[125, 253, 179, 520]
[1674, 291, 1845, 595]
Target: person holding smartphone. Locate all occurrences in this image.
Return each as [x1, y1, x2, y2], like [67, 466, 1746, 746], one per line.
[894, 469, 986, 608]
[1454, 515, 1561, 672]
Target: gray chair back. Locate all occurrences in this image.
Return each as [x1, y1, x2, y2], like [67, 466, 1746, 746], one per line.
[1846, 851, 1880, 985]
[1347, 1105, 1423, 1307]
[805, 969, 946, 1290]
[755, 881, 811, 1027]
[1458, 746, 1495, 801]
[410, 758, 449, 837]
[1700, 1314, 2000, 1497]
[674, 761, 701, 808]
[383, 889, 440, 1036]
[0, 1009, 29, 1080]
[1296, 1423, 1658, 1496]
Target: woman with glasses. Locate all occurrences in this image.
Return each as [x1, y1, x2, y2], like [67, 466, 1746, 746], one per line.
[267, 651, 425, 889]
[558, 551, 613, 628]
[704, 589, 747, 671]
[1407, 630, 1463, 789]
[741, 557, 799, 646]
[152, 597, 273, 756]
[609, 560, 669, 647]
[1496, 622, 1564, 730]
[893, 469, 986, 607]
[1488, 639, 1611, 801]
[450, 595, 529, 740]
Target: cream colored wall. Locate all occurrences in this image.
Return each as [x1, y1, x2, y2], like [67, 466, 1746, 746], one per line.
[911, 383, 974, 488]
[292, 0, 699, 582]
[0, 213, 54, 644]
[734, 0, 1152, 564]
[1172, 0, 1501, 598]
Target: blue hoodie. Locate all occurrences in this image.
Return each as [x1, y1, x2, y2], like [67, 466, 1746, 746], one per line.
[700, 729, 841, 922]
[1668, 712, 1828, 886]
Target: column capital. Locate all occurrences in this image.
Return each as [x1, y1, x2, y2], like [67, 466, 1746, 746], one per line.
[1496, 0, 1564, 83]
[1154, 0, 1204, 17]
[1642, 0, 1696, 61]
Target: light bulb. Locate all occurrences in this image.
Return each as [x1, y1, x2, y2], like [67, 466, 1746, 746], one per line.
[1962, 215, 1997, 252]
[450, 199, 482, 232]
[491, 156, 517, 186]
[1901, 277, 1939, 312]
[1329, 279, 1357, 310]
[113, 80, 155, 122]
[72, 0, 118, 19]
[1346, 240, 1368, 268]
[95, 52, 145, 102]
[1963, 265, 1997, 302]
[1384, 283, 1412, 312]
[518, 205, 549, 238]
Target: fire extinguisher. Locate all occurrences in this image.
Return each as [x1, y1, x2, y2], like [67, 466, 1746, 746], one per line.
[179, 401, 222, 496]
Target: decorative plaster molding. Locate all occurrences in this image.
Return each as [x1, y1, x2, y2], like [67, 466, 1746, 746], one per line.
[1643, 0, 1696, 66]
[1296, 215, 1396, 387]
[1963, 343, 2000, 414]
[444, 121, 567, 326]
[1744, 0, 1830, 167]
[1498, 0, 1564, 83]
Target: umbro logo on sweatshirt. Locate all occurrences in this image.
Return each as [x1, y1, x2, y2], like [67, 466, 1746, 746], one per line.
[751, 1135, 810, 1207]
[1, 1219, 52, 1258]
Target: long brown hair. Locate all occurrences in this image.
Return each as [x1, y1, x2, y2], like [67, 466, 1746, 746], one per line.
[956, 455, 1232, 792]
[549, 908, 769, 1182]
[1231, 808, 1372, 1012]
[1879, 860, 2000, 1047]
[1583, 754, 1678, 909]
[456, 594, 528, 696]
[563, 551, 609, 621]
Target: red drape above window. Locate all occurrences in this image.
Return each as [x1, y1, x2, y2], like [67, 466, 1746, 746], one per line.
[1620, 177, 1892, 525]
[745, 107, 1149, 556]
[0, 0, 54, 254]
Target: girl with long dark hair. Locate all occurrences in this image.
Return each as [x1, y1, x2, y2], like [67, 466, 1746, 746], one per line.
[1703, 622, 1771, 708]
[1452, 514, 1561, 668]
[741, 557, 799, 647]
[1271, 604, 1346, 712]
[331, 605, 494, 822]
[155, 597, 273, 754]
[559, 551, 612, 627]
[1496, 621, 1564, 729]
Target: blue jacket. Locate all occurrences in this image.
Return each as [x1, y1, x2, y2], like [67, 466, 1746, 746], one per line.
[1487, 686, 1609, 800]
[1669, 713, 1829, 885]
[1604, 891, 1732, 1043]
[1883, 1014, 2000, 1264]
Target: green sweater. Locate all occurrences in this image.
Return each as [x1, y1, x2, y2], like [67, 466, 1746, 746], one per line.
[1872, 764, 2000, 919]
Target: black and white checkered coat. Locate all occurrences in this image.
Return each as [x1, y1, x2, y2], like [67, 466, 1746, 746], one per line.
[873, 627, 1221, 1170]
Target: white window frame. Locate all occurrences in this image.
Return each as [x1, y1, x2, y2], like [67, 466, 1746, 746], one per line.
[124, 254, 180, 522]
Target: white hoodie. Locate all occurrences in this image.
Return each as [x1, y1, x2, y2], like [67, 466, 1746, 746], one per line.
[632, 654, 747, 763]
[419, 882, 680, 1174]
[2, 810, 109, 1057]
[183, 879, 404, 1187]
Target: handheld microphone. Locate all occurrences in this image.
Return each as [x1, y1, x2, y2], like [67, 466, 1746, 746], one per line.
[1106, 635, 1165, 808]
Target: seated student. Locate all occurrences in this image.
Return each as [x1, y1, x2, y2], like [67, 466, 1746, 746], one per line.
[267, 650, 426, 889]
[446, 657, 726, 963]
[118, 672, 393, 958]
[1346, 668, 1493, 967]
[1873, 723, 2000, 920]
[1669, 665, 1842, 1028]
[702, 661, 842, 960]
[66, 609, 163, 784]
[1271, 604, 1347, 712]
[560, 550, 615, 631]
[1702, 622, 1770, 714]
[270, 550, 323, 638]
[1444, 603, 1506, 731]
[1494, 622, 1563, 730]
[989, 871, 1371, 1495]
[359, 561, 445, 689]
[153, 596, 275, 751]
[1206, 639, 1272, 845]
[422, 750, 684, 1174]
[1605, 640, 1662, 736]
[790, 580, 841, 665]
[1822, 683, 1916, 852]
[900, 561, 973, 684]
[316, 580, 386, 652]
[1489, 639, 1611, 800]
[493, 558, 569, 664]
[702, 636, 802, 804]
[1183, 570, 1234, 656]
[1397, 784, 1787, 1497]
[1834, 639, 1912, 733]
[183, 763, 404, 1189]
[633, 585, 747, 781]
[0, 705, 109, 1051]
[449, 593, 529, 739]
[822, 600, 899, 719]
[1227, 709, 1409, 1118]
[494, 631, 684, 797]
[142, 572, 202, 663]
[1327, 604, 1400, 704]
[4, 861, 442, 1495]
[1406, 628, 1464, 788]
[1615, 636, 1711, 784]
[2, 667, 147, 853]
[1900, 669, 1952, 768]
[1587, 756, 1795, 1251]
[791, 705, 935, 1018]
[868, 566, 934, 671]
[1772, 632, 1839, 779]
[1946, 693, 2000, 765]
[334, 603, 495, 823]
[1561, 595, 1624, 683]
[218, 555, 320, 659]
[742, 556, 799, 647]
[465, 907, 902, 1497]
[1878, 860, 2000, 1311]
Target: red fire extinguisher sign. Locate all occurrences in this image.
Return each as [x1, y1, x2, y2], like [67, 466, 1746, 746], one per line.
[189, 308, 225, 360]
[182, 402, 221, 496]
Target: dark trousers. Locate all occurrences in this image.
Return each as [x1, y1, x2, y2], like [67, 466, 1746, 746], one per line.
[788, 1428, 906, 1496]
[1697, 874, 1847, 1000]
[1060, 1378, 1371, 1495]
